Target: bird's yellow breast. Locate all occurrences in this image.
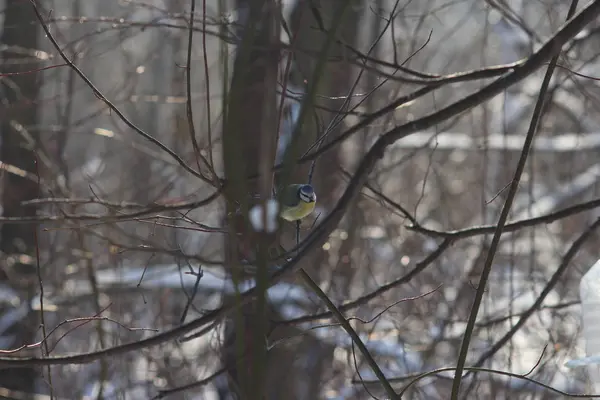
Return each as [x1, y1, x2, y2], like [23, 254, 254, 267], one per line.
[280, 201, 316, 222]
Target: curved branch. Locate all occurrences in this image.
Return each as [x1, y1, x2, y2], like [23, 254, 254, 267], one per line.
[299, 1, 600, 163]
[407, 198, 600, 239]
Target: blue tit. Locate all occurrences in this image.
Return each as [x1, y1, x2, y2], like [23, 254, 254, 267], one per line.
[278, 184, 317, 222]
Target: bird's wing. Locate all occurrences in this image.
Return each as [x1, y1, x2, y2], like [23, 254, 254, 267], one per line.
[281, 185, 300, 208]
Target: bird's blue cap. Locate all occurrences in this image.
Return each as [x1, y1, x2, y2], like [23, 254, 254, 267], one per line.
[300, 185, 314, 194]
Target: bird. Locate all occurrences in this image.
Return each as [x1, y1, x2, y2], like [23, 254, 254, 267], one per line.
[278, 183, 317, 222]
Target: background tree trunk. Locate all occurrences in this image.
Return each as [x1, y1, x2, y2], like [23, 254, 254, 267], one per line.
[279, 2, 361, 392]
[0, 0, 42, 397]
[287, 0, 359, 286]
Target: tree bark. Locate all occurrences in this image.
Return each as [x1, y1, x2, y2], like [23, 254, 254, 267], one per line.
[220, 1, 286, 399]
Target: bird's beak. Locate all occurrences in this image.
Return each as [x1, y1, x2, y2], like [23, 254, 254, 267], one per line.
[310, 194, 317, 202]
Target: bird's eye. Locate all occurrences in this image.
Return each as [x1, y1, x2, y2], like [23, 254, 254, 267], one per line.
[299, 191, 310, 202]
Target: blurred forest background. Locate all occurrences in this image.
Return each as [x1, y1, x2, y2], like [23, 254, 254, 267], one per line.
[2, 0, 600, 399]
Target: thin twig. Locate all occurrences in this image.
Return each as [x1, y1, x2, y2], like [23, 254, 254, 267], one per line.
[0, 191, 221, 224]
[185, 0, 215, 179]
[201, 0, 215, 170]
[395, 365, 599, 398]
[179, 262, 204, 325]
[154, 368, 226, 399]
[33, 155, 53, 398]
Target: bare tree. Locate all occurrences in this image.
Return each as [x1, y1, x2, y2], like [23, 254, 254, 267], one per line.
[2, 0, 600, 399]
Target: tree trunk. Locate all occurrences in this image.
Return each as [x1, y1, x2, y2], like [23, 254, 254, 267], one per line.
[219, 1, 360, 398]
[220, 1, 287, 399]
[0, 0, 42, 397]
